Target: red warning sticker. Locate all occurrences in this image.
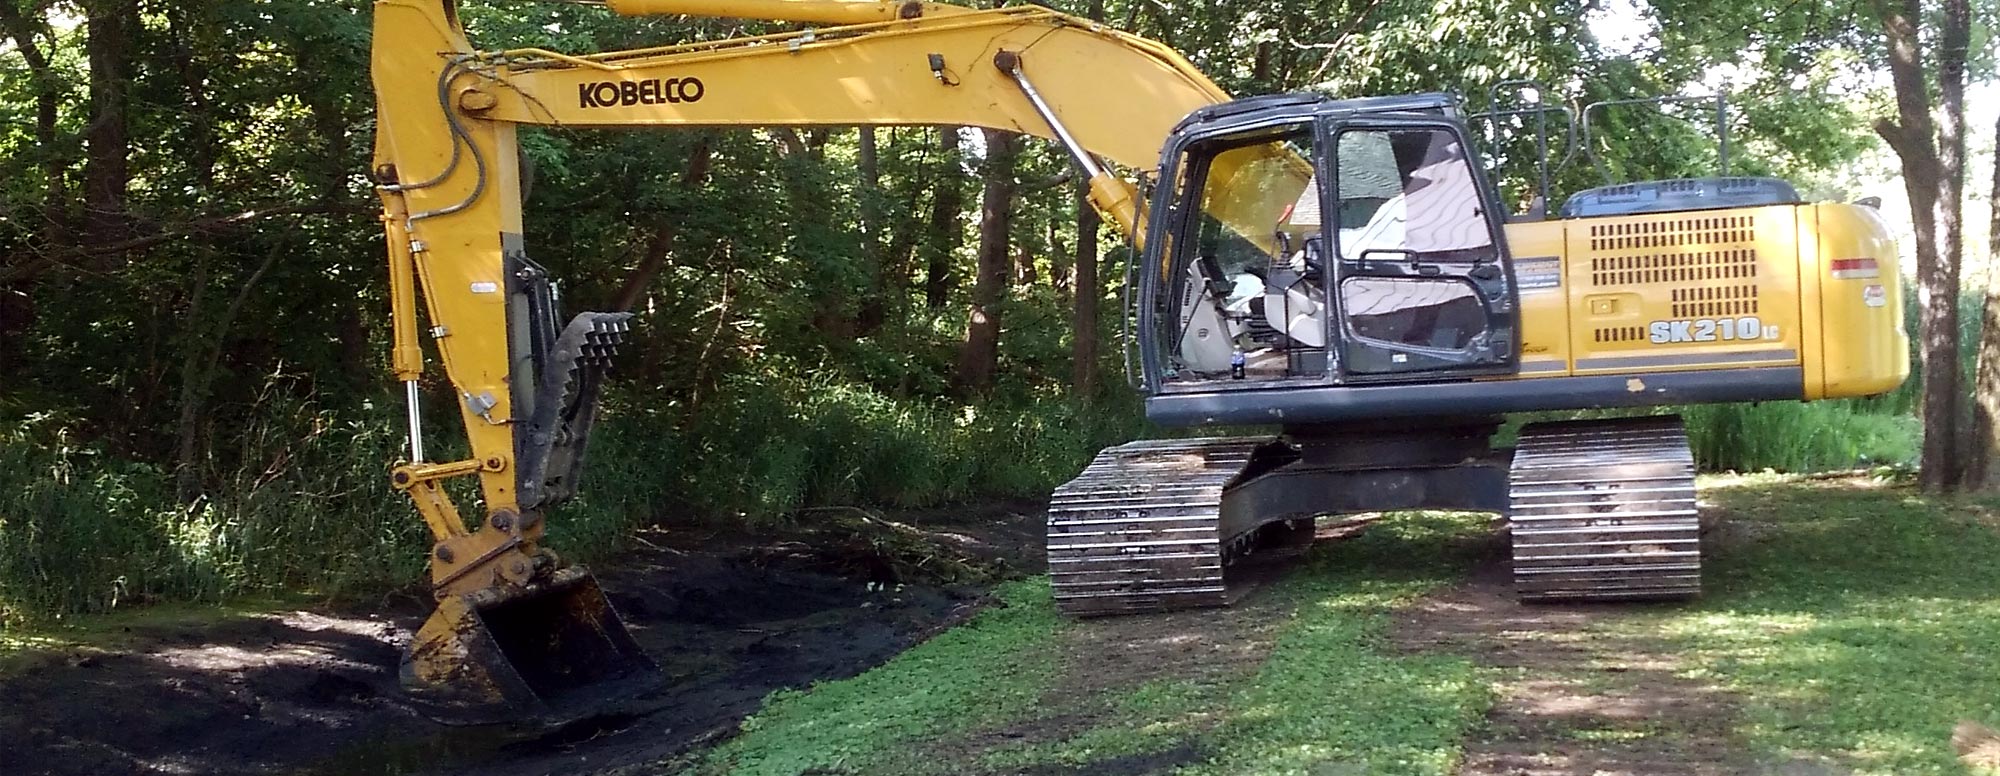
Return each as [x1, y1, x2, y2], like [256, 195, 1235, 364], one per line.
[1833, 258, 1881, 279]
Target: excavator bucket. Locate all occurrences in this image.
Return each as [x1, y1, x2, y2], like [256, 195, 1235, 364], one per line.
[401, 567, 655, 725]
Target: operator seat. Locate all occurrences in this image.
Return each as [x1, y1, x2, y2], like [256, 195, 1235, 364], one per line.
[1261, 237, 1326, 349]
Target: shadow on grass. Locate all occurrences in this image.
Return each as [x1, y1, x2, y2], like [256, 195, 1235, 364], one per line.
[1624, 475, 2000, 774]
[970, 512, 1497, 776]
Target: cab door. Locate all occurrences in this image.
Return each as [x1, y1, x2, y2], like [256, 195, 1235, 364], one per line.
[1325, 121, 1519, 379]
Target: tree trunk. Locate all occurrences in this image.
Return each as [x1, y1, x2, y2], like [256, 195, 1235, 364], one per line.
[1970, 109, 2000, 487]
[855, 126, 889, 333]
[1934, 0, 1971, 481]
[1070, 0, 1107, 401]
[924, 126, 964, 309]
[82, 0, 137, 247]
[1073, 182, 1102, 400]
[166, 4, 219, 195]
[611, 136, 715, 312]
[0, 2, 67, 239]
[879, 131, 924, 327]
[954, 129, 1018, 396]
[1875, 0, 1960, 492]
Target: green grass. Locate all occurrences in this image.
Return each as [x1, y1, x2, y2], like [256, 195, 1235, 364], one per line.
[1181, 514, 1491, 776]
[1681, 401, 1919, 473]
[694, 478, 2000, 775]
[703, 513, 1495, 776]
[690, 579, 1065, 776]
[975, 677, 1225, 772]
[1596, 474, 2000, 774]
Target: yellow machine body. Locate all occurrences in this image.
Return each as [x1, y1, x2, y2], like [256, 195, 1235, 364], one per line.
[1503, 202, 1907, 398]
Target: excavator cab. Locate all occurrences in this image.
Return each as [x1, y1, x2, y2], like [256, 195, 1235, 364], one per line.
[1138, 93, 1518, 395]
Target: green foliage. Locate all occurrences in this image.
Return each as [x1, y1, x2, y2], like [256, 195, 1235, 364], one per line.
[0, 403, 422, 623]
[0, 382, 1134, 621]
[574, 378, 1141, 528]
[1682, 401, 1920, 473]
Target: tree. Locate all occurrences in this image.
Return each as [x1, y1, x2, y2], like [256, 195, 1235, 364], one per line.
[81, 0, 138, 247]
[1873, 0, 1969, 492]
[954, 129, 1019, 395]
[1071, 183, 1102, 399]
[1971, 112, 2000, 489]
[923, 126, 966, 310]
[1070, 0, 1108, 401]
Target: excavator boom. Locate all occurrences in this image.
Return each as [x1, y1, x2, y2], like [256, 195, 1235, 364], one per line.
[369, 0, 1276, 720]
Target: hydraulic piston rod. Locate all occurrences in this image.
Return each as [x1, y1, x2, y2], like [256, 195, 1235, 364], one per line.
[996, 50, 1141, 240]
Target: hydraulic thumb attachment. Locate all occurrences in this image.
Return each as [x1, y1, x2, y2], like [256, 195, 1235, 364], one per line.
[518, 310, 634, 512]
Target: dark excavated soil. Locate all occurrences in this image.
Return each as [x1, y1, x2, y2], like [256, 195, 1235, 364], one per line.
[0, 503, 1045, 776]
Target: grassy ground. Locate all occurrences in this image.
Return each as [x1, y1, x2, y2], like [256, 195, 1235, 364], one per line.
[688, 514, 1496, 776]
[1600, 474, 2000, 774]
[688, 476, 2000, 776]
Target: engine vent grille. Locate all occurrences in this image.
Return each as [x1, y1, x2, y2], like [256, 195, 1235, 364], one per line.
[1588, 215, 1755, 250]
[1593, 326, 1646, 343]
[1589, 248, 1759, 286]
[1671, 285, 1759, 318]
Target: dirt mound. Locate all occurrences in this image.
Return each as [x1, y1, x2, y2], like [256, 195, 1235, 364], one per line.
[0, 504, 1043, 776]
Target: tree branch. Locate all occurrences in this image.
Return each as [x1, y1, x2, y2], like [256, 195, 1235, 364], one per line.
[0, 202, 370, 284]
[1015, 169, 1076, 194]
[1872, 117, 1916, 159]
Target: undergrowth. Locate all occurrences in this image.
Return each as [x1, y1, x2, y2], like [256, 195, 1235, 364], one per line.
[0, 379, 1138, 623]
[0, 290, 1930, 622]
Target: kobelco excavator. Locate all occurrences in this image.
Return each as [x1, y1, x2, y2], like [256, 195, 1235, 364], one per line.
[370, 0, 1906, 719]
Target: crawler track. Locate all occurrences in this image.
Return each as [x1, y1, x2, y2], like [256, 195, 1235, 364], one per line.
[1507, 416, 1701, 601]
[1046, 437, 1268, 616]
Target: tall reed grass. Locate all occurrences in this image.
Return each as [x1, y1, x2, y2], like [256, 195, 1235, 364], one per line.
[0, 379, 1140, 622]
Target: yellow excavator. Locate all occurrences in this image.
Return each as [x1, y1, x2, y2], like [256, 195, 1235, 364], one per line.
[370, 0, 1906, 719]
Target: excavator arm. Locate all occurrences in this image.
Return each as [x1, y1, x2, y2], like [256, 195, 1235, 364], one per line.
[369, 0, 1288, 719]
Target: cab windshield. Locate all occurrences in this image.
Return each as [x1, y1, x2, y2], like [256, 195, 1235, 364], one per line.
[1157, 123, 1325, 387]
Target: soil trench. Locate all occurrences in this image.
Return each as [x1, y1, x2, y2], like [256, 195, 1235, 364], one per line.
[0, 503, 1046, 776]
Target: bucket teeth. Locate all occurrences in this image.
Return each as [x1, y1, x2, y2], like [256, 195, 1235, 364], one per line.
[1507, 416, 1701, 602]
